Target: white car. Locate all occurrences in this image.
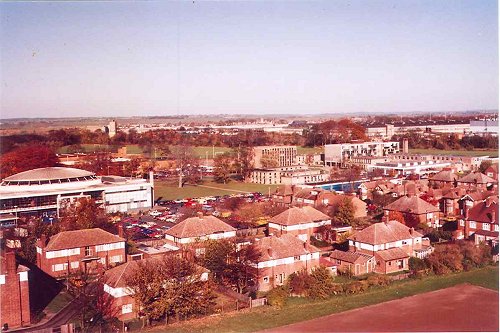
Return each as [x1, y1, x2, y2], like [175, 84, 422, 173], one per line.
[149, 210, 162, 217]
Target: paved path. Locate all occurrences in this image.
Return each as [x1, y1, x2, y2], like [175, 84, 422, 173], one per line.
[262, 284, 499, 332]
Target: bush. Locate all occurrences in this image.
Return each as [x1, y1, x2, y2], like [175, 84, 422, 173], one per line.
[307, 267, 335, 299]
[409, 257, 427, 272]
[366, 274, 391, 287]
[267, 286, 288, 308]
[345, 281, 363, 294]
[288, 270, 312, 296]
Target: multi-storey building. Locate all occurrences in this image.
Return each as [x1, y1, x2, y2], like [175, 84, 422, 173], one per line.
[253, 234, 320, 291]
[0, 251, 30, 329]
[0, 167, 154, 227]
[36, 228, 126, 278]
[459, 197, 498, 245]
[252, 146, 297, 168]
[324, 141, 400, 166]
[248, 166, 329, 185]
[383, 195, 441, 228]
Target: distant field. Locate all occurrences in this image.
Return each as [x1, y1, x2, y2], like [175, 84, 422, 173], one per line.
[409, 148, 498, 157]
[58, 144, 119, 154]
[154, 179, 280, 200]
[297, 146, 323, 155]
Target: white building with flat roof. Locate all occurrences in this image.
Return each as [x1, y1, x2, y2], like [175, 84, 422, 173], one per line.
[0, 167, 154, 227]
[324, 141, 400, 166]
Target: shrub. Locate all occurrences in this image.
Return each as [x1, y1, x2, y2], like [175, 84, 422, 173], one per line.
[366, 274, 391, 287]
[345, 281, 363, 294]
[307, 267, 336, 299]
[409, 257, 427, 272]
[425, 244, 463, 275]
[288, 270, 311, 297]
[267, 286, 288, 308]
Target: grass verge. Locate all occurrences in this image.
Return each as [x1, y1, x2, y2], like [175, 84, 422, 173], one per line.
[409, 148, 498, 157]
[147, 265, 498, 333]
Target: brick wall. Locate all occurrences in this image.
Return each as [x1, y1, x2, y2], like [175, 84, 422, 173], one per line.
[0, 252, 30, 328]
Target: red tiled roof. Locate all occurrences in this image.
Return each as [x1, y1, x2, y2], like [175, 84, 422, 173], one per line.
[330, 250, 373, 264]
[384, 195, 439, 214]
[45, 228, 125, 251]
[255, 234, 320, 261]
[466, 198, 498, 224]
[269, 206, 330, 226]
[430, 170, 458, 182]
[165, 215, 235, 239]
[375, 247, 409, 261]
[458, 172, 497, 184]
[348, 220, 423, 245]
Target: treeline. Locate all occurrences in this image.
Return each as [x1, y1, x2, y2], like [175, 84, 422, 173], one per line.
[393, 131, 498, 150]
[304, 119, 367, 146]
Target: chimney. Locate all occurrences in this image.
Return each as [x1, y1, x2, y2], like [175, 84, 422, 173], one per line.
[149, 170, 154, 185]
[267, 248, 273, 258]
[117, 224, 125, 238]
[409, 227, 414, 236]
[492, 211, 496, 223]
[464, 205, 469, 219]
[5, 250, 16, 273]
[197, 212, 204, 219]
[403, 139, 409, 154]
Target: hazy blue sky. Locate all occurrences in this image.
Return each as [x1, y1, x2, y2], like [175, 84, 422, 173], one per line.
[0, 0, 498, 118]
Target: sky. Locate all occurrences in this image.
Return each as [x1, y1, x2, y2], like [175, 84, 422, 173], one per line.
[0, 0, 498, 118]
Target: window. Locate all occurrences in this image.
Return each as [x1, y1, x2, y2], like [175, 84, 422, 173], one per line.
[482, 223, 490, 231]
[70, 262, 79, 269]
[122, 304, 133, 314]
[52, 263, 68, 272]
[110, 255, 123, 263]
[294, 255, 300, 261]
[470, 222, 476, 229]
[460, 220, 465, 227]
[85, 246, 92, 256]
[263, 276, 269, 283]
[336, 259, 341, 265]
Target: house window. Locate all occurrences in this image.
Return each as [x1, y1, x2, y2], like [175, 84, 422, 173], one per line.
[110, 255, 123, 263]
[460, 220, 465, 226]
[263, 276, 269, 283]
[482, 223, 490, 231]
[294, 256, 300, 261]
[470, 222, 476, 229]
[70, 261, 79, 269]
[85, 246, 92, 256]
[122, 304, 133, 314]
[336, 259, 341, 265]
[388, 261, 392, 266]
[52, 263, 67, 272]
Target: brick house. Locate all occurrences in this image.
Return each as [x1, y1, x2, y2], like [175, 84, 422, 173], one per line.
[36, 228, 126, 278]
[268, 206, 331, 242]
[0, 251, 30, 329]
[484, 164, 498, 180]
[383, 195, 440, 228]
[459, 196, 498, 245]
[164, 214, 236, 253]
[272, 185, 295, 206]
[253, 234, 320, 291]
[344, 220, 433, 274]
[429, 170, 458, 188]
[330, 250, 375, 276]
[440, 187, 467, 216]
[457, 172, 497, 190]
[103, 257, 209, 321]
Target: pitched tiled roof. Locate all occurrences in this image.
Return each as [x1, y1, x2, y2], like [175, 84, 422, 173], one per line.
[330, 250, 373, 264]
[458, 172, 497, 184]
[384, 195, 439, 214]
[301, 206, 331, 222]
[165, 215, 235, 239]
[275, 185, 294, 196]
[269, 206, 329, 226]
[45, 228, 125, 251]
[461, 190, 497, 202]
[467, 198, 498, 224]
[255, 234, 320, 261]
[348, 220, 423, 245]
[104, 257, 209, 288]
[430, 170, 457, 182]
[442, 187, 466, 199]
[375, 247, 409, 261]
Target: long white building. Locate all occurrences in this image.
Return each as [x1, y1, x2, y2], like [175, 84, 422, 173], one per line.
[0, 167, 154, 227]
[324, 141, 400, 166]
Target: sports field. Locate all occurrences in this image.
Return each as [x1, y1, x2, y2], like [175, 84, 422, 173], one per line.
[409, 148, 498, 157]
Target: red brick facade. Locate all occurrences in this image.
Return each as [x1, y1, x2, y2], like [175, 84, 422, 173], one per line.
[0, 251, 30, 329]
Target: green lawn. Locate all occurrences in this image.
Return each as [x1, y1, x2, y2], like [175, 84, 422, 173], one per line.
[58, 144, 119, 154]
[45, 291, 73, 313]
[148, 266, 498, 333]
[154, 179, 281, 200]
[409, 148, 498, 157]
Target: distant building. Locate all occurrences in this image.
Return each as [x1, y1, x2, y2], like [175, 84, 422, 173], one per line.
[0, 167, 154, 227]
[252, 146, 297, 168]
[36, 228, 126, 278]
[248, 166, 329, 185]
[460, 196, 498, 245]
[105, 120, 117, 137]
[383, 195, 440, 228]
[0, 251, 30, 329]
[324, 141, 400, 167]
[470, 120, 498, 136]
[268, 206, 331, 241]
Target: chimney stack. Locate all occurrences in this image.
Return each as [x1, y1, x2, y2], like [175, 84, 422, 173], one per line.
[409, 227, 414, 236]
[5, 250, 16, 273]
[117, 224, 125, 238]
[267, 248, 273, 258]
[492, 211, 496, 223]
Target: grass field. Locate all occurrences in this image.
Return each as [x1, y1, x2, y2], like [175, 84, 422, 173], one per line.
[409, 148, 498, 157]
[58, 144, 119, 154]
[154, 179, 281, 200]
[149, 266, 498, 333]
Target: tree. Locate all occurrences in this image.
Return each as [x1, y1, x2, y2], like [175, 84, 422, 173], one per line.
[388, 211, 405, 224]
[479, 160, 493, 173]
[306, 266, 335, 299]
[213, 153, 233, 184]
[59, 198, 113, 232]
[0, 144, 58, 179]
[333, 198, 355, 226]
[170, 145, 197, 188]
[68, 269, 119, 332]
